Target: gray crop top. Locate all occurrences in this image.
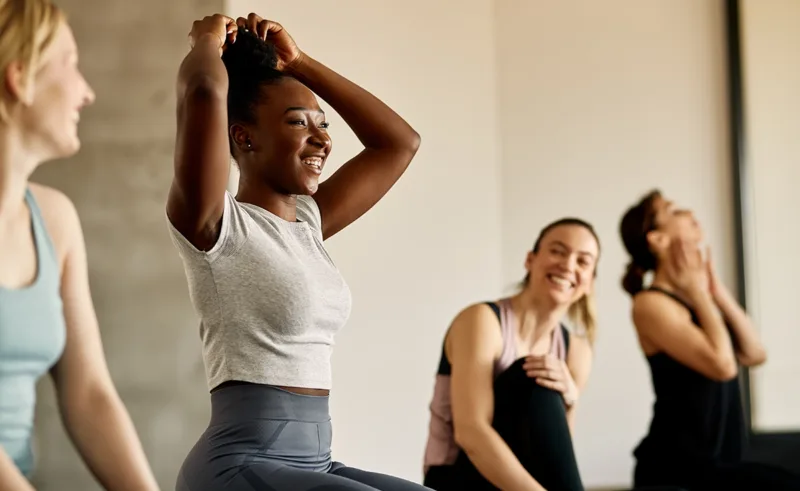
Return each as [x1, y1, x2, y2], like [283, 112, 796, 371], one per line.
[167, 192, 352, 390]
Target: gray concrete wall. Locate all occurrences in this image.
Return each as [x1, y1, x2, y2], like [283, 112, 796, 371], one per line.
[30, 0, 221, 488]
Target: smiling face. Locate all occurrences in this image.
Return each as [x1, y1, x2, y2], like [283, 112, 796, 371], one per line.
[14, 22, 95, 160]
[232, 77, 332, 196]
[526, 224, 600, 306]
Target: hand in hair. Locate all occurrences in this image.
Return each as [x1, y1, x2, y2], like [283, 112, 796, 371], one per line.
[235, 13, 302, 71]
[664, 239, 709, 298]
[523, 355, 579, 408]
[189, 14, 238, 55]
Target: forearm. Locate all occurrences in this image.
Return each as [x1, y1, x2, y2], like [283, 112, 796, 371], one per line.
[0, 447, 34, 491]
[458, 426, 546, 491]
[690, 289, 737, 369]
[714, 286, 766, 365]
[286, 54, 419, 150]
[61, 390, 158, 491]
[178, 35, 228, 97]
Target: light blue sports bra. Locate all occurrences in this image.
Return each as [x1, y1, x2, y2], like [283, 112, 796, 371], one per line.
[0, 189, 66, 477]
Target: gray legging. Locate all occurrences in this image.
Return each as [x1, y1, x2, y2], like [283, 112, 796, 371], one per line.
[176, 384, 430, 491]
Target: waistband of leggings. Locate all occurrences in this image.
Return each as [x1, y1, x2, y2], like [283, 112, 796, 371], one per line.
[209, 383, 330, 425]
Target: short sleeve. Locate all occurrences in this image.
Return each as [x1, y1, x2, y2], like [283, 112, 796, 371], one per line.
[166, 191, 250, 261]
[296, 195, 322, 236]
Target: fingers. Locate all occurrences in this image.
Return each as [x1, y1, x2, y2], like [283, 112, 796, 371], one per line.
[189, 14, 237, 48]
[523, 355, 558, 371]
[524, 355, 565, 383]
[247, 12, 260, 32]
[257, 19, 270, 40]
[234, 13, 282, 41]
[534, 377, 567, 394]
[526, 368, 564, 383]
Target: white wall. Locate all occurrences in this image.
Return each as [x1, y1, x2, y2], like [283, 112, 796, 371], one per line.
[740, 0, 800, 432]
[226, 0, 503, 482]
[224, 1, 735, 488]
[495, 1, 734, 487]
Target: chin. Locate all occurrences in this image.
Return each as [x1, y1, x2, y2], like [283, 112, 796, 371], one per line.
[53, 136, 81, 159]
[298, 178, 320, 196]
[544, 288, 574, 307]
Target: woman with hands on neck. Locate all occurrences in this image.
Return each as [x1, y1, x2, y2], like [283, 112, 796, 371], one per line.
[621, 189, 800, 491]
[169, 12, 424, 491]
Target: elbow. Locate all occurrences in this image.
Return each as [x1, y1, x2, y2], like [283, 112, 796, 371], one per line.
[407, 130, 422, 154]
[710, 357, 739, 381]
[59, 381, 120, 422]
[392, 129, 421, 157]
[741, 347, 767, 368]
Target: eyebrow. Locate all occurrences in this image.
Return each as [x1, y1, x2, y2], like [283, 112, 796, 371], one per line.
[284, 107, 325, 115]
[551, 240, 596, 259]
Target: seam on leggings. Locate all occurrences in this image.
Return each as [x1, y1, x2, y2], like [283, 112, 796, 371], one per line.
[241, 420, 289, 467]
[240, 467, 280, 490]
[228, 421, 289, 488]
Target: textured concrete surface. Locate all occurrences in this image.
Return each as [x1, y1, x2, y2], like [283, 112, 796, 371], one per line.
[29, 0, 221, 488]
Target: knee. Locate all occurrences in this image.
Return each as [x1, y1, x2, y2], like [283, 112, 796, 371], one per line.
[496, 358, 566, 405]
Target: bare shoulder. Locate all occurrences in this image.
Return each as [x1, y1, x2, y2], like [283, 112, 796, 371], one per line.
[449, 302, 500, 336]
[631, 290, 693, 353]
[445, 302, 503, 359]
[632, 290, 688, 329]
[28, 183, 82, 263]
[569, 334, 592, 359]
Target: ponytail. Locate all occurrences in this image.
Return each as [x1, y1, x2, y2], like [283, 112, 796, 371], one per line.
[568, 292, 597, 345]
[622, 261, 646, 296]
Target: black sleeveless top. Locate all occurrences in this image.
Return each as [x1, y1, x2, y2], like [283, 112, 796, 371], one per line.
[634, 287, 745, 467]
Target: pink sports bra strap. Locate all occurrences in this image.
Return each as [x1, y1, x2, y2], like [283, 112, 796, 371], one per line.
[493, 298, 567, 377]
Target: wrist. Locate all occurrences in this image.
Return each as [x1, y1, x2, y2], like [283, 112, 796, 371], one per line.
[284, 50, 308, 74]
[562, 389, 578, 408]
[711, 283, 734, 304]
[196, 32, 224, 52]
[686, 284, 711, 303]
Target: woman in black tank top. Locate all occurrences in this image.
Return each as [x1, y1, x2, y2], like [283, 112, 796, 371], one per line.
[619, 190, 800, 490]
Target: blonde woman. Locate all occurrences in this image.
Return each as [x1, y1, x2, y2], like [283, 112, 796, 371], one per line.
[423, 218, 599, 491]
[0, 0, 158, 489]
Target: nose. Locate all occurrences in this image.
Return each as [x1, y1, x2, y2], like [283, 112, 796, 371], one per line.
[563, 254, 578, 273]
[308, 127, 331, 152]
[83, 77, 96, 107]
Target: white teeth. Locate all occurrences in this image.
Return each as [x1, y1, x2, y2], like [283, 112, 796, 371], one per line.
[302, 157, 322, 169]
[548, 275, 573, 288]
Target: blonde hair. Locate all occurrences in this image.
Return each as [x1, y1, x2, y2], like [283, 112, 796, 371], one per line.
[0, 0, 65, 122]
[568, 293, 597, 345]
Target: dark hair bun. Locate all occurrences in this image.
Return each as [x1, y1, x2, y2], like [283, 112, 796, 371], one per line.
[221, 28, 285, 130]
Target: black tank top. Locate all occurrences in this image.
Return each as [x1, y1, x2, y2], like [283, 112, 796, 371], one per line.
[634, 287, 745, 467]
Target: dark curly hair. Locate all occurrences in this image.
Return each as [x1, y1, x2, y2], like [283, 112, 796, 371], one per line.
[221, 29, 287, 152]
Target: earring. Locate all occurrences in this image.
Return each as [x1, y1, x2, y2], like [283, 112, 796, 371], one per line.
[246, 139, 252, 149]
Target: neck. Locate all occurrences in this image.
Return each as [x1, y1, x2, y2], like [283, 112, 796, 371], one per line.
[236, 176, 298, 222]
[650, 267, 682, 295]
[511, 286, 568, 343]
[0, 126, 38, 222]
